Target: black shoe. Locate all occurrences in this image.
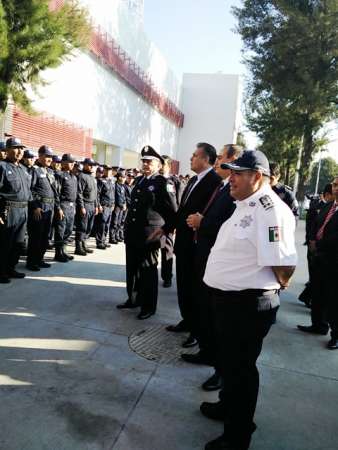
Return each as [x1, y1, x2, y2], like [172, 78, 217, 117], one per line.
[166, 321, 189, 332]
[83, 244, 93, 254]
[163, 280, 172, 288]
[327, 338, 338, 350]
[54, 253, 69, 262]
[104, 243, 111, 248]
[182, 335, 198, 348]
[297, 325, 328, 335]
[181, 352, 213, 366]
[63, 252, 74, 260]
[202, 371, 222, 391]
[96, 244, 106, 250]
[137, 311, 154, 320]
[200, 401, 226, 422]
[75, 242, 87, 256]
[39, 261, 51, 268]
[109, 239, 118, 244]
[26, 264, 40, 272]
[8, 270, 26, 279]
[205, 436, 235, 450]
[116, 300, 139, 309]
[0, 276, 11, 284]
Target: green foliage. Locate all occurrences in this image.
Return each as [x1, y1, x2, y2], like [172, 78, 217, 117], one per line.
[308, 156, 338, 193]
[233, 0, 338, 198]
[0, 0, 90, 113]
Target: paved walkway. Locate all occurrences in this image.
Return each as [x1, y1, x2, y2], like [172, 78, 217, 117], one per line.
[0, 221, 337, 450]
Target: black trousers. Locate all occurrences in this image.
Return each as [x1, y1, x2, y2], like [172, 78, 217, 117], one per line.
[175, 246, 196, 331]
[125, 242, 159, 314]
[160, 233, 174, 282]
[27, 204, 54, 266]
[96, 206, 113, 245]
[310, 258, 338, 337]
[75, 203, 96, 242]
[208, 287, 278, 448]
[0, 206, 27, 276]
[110, 207, 124, 241]
[54, 202, 75, 247]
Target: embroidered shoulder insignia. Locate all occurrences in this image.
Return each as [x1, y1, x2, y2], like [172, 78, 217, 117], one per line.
[259, 195, 274, 211]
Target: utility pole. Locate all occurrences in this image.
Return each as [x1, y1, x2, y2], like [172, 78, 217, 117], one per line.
[293, 136, 303, 196]
[314, 151, 322, 195]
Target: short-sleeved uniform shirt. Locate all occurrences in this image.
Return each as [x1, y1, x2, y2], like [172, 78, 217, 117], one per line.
[203, 184, 297, 291]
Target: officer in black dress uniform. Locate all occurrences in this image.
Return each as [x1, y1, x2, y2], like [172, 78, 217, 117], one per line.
[0, 137, 32, 283]
[75, 157, 98, 256]
[26, 145, 59, 271]
[96, 165, 116, 249]
[110, 170, 127, 243]
[54, 154, 78, 262]
[159, 155, 182, 287]
[269, 162, 299, 218]
[117, 145, 177, 319]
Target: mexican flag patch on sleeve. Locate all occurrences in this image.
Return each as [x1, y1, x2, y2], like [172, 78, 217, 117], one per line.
[269, 226, 281, 242]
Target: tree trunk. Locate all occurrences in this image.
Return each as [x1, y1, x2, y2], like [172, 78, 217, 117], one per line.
[297, 126, 314, 201]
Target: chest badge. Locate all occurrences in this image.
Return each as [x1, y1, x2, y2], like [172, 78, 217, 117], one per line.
[240, 215, 253, 228]
[148, 185, 155, 192]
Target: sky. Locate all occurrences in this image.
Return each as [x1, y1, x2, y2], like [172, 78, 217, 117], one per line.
[144, 0, 245, 79]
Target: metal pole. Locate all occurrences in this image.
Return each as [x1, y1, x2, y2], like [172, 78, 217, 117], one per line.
[314, 152, 322, 195]
[293, 136, 303, 195]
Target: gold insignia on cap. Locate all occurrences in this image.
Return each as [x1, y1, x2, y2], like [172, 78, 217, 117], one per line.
[145, 146, 149, 152]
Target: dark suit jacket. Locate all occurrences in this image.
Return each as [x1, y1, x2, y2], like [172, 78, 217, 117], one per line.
[174, 169, 221, 253]
[309, 201, 338, 266]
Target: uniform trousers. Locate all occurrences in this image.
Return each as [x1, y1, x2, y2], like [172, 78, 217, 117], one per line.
[175, 246, 196, 331]
[160, 233, 174, 283]
[75, 202, 96, 241]
[310, 257, 338, 337]
[208, 287, 278, 448]
[0, 205, 28, 276]
[54, 202, 76, 248]
[125, 242, 159, 314]
[110, 207, 124, 241]
[27, 203, 54, 266]
[96, 206, 113, 245]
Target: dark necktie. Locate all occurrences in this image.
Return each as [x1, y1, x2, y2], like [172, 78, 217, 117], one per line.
[182, 176, 198, 205]
[316, 202, 337, 240]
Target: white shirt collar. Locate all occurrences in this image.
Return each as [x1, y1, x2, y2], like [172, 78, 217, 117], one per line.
[196, 166, 212, 182]
[236, 184, 272, 207]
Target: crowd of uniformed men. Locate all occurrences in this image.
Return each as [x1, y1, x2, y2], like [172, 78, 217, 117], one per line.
[1, 135, 337, 450]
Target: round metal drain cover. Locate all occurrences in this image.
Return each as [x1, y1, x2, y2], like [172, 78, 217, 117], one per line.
[129, 324, 197, 365]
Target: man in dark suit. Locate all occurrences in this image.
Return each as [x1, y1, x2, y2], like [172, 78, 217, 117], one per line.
[181, 144, 242, 388]
[298, 175, 338, 350]
[116, 146, 177, 320]
[167, 143, 221, 347]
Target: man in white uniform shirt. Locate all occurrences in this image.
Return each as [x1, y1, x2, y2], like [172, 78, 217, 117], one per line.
[202, 150, 297, 450]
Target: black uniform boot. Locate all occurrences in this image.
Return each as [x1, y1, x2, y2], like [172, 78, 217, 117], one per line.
[62, 245, 74, 260]
[54, 246, 69, 263]
[75, 240, 87, 256]
[82, 240, 93, 254]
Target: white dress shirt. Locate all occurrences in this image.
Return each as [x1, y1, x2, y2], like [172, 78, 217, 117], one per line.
[203, 184, 297, 291]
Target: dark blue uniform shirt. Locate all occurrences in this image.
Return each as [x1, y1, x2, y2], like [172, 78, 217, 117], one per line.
[97, 177, 116, 207]
[0, 160, 32, 202]
[55, 171, 78, 204]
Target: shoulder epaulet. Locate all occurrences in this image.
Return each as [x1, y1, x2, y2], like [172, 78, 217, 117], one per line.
[259, 194, 275, 211]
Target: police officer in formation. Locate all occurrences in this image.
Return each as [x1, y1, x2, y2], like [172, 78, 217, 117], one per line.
[109, 170, 127, 244]
[96, 165, 116, 249]
[0, 141, 7, 161]
[75, 157, 98, 256]
[21, 149, 37, 176]
[54, 154, 78, 262]
[117, 145, 177, 319]
[0, 137, 32, 282]
[26, 145, 59, 271]
[269, 162, 299, 218]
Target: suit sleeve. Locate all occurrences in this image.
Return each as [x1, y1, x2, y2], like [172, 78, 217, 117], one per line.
[154, 178, 177, 234]
[77, 175, 85, 208]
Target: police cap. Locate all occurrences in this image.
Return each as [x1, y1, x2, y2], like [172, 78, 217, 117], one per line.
[6, 137, 26, 149]
[23, 149, 36, 158]
[52, 155, 62, 163]
[141, 145, 164, 164]
[83, 157, 97, 166]
[221, 150, 270, 177]
[61, 153, 76, 163]
[38, 145, 53, 156]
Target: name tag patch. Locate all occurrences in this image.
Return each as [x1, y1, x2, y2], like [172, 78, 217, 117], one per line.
[259, 195, 274, 210]
[269, 226, 280, 242]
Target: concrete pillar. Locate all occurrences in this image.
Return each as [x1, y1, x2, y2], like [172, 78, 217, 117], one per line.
[110, 146, 123, 167]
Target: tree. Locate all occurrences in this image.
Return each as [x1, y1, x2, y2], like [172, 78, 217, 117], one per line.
[308, 156, 338, 193]
[233, 0, 338, 199]
[0, 0, 90, 113]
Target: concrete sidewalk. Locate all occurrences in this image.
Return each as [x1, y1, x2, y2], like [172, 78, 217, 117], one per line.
[0, 221, 337, 450]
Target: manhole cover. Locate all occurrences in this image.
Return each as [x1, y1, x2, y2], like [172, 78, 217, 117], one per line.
[129, 324, 197, 365]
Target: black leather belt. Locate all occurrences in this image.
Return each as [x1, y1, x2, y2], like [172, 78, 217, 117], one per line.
[5, 201, 28, 208]
[36, 196, 54, 204]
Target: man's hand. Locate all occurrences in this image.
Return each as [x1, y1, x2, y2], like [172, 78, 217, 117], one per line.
[98, 206, 103, 214]
[147, 228, 164, 242]
[308, 240, 316, 253]
[95, 207, 99, 216]
[80, 207, 86, 217]
[186, 213, 203, 230]
[272, 266, 296, 290]
[33, 208, 42, 221]
[122, 204, 127, 211]
[57, 209, 65, 221]
[0, 217, 4, 226]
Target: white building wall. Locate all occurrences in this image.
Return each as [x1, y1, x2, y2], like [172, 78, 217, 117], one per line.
[177, 73, 242, 174]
